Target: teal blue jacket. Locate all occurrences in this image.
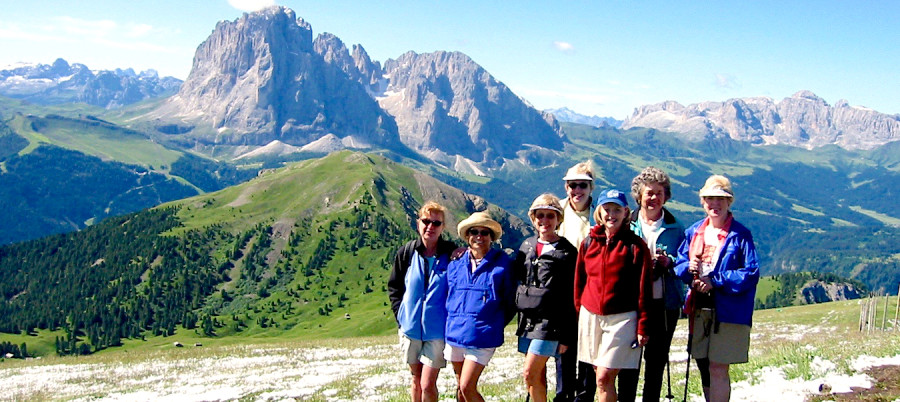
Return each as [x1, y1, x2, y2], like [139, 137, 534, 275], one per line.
[630, 208, 686, 311]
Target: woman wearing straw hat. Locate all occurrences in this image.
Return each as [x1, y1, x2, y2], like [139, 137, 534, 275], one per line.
[514, 193, 578, 402]
[675, 175, 759, 402]
[445, 211, 516, 402]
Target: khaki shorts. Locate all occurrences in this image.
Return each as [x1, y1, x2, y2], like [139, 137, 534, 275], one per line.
[691, 309, 750, 364]
[577, 309, 641, 369]
[399, 331, 446, 368]
[444, 345, 496, 366]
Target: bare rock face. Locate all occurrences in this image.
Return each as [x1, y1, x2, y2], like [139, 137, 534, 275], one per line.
[799, 280, 863, 304]
[153, 6, 399, 148]
[623, 91, 899, 150]
[377, 51, 564, 167]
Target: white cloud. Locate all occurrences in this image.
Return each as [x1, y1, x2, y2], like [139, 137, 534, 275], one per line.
[553, 41, 574, 52]
[714, 73, 741, 90]
[228, 0, 276, 12]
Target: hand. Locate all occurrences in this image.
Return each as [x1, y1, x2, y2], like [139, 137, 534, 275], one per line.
[558, 344, 568, 354]
[655, 249, 671, 269]
[692, 276, 713, 293]
[638, 334, 649, 347]
[688, 258, 700, 276]
[652, 255, 669, 279]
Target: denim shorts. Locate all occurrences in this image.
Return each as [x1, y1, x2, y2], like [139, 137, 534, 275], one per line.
[517, 336, 559, 357]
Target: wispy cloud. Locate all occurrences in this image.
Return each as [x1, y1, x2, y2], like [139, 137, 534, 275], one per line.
[553, 41, 574, 52]
[0, 17, 181, 54]
[714, 73, 741, 90]
[228, 0, 276, 12]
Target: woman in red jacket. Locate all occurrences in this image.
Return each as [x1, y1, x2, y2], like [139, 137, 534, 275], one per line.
[574, 189, 653, 402]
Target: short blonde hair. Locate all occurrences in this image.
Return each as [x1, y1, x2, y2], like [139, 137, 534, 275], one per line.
[418, 201, 447, 218]
[593, 201, 630, 224]
[699, 175, 735, 204]
[528, 193, 564, 226]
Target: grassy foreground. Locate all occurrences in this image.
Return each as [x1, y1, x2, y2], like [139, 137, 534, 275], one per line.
[0, 298, 898, 401]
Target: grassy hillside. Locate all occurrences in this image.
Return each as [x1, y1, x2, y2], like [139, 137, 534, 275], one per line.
[0, 151, 531, 356]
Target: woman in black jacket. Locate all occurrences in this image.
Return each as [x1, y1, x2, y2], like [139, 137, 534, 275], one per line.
[515, 193, 579, 402]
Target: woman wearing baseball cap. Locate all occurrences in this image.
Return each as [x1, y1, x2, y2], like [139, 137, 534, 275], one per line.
[674, 175, 759, 402]
[574, 189, 653, 402]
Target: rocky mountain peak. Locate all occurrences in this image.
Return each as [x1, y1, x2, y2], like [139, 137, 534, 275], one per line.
[378, 50, 563, 168]
[624, 91, 899, 149]
[151, 6, 399, 150]
[0, 58, 181, 109]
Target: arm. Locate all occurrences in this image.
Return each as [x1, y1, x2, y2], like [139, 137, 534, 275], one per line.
[387, 242, 411, 320]
[709, 232, 760, 294]
[673, 227, 694, 284]
[636, 242, 654, 341]
[573, 240, 587, 313]
[558, 244, 579, 347]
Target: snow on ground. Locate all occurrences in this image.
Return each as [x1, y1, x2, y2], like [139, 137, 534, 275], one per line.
[1, 340, 897, 401]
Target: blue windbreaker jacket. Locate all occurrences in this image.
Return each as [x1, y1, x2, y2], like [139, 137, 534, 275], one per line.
[445, 247, 516, 349]
[674, 217, 760, 326]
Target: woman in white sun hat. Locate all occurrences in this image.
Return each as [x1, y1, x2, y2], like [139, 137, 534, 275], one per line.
[513, 193, 578, 402]
[675, 175, 759, 402]
[444, 211, 516, 402]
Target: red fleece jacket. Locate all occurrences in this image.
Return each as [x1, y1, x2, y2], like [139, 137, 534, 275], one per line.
[574, 225, 653, 336]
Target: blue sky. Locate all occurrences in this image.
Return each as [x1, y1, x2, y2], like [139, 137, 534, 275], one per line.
[1, 1, 897, 119]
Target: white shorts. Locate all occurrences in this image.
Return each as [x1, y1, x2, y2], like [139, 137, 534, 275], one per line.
[399, 331, 446, 368]
[577, 309, 641, 369]
[444, 344, 496, 366]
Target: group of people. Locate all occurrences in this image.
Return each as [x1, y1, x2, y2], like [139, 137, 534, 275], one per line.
[388, 162, 760, 402]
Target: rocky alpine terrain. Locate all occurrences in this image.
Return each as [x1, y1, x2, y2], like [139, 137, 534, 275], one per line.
[623, 90, 900, 150]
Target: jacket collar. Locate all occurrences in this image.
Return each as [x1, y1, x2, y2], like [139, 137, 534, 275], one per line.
[630, 207, 677, 225]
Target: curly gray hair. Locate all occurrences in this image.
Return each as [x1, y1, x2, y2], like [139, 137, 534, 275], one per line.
[630, 166, 672, 206]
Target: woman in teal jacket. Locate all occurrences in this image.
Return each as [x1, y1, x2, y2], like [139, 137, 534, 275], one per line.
[445, 211, 516, 402]
[675, 175, 759, 402]
[618, 167, 686, 402]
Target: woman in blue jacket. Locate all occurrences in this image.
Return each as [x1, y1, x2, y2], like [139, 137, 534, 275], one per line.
[675, 175, 759, 402]
[445, 211, 516, 402]
[388, 201, 457, 402]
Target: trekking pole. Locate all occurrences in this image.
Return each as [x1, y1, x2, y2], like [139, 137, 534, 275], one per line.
[683, 271, 699, 402]
[894, 283, 900, 331]
[664, 307, 674, 400]
[661, 274, 674, 401]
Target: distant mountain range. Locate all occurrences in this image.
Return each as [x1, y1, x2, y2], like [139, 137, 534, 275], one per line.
[545, 107, 623, 128]
[624, 90, 900, 150]
[0, 59, 181, 109]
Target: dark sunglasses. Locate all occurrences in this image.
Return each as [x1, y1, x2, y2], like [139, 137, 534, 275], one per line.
[534, 212, 557, 220]
[467, 228, 492, 237]
[567, 182, 590, 190]
[420, 219, 442, 227]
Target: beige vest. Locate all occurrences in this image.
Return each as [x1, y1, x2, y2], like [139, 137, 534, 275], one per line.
[558, 197, 592, 251]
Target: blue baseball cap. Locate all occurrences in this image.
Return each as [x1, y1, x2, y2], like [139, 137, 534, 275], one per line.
[597, 189, 628, 208]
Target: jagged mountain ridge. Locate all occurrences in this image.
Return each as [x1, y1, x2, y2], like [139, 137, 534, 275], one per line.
[151, 7, 399, 151]
[147, 6, 563, 169]
[0, 58, 181, 109]
[623, 90, 900, 150]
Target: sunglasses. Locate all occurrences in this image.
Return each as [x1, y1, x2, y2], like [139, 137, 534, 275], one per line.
[466, 228, 492, 237]
[567, 182, 590, 190]
[420, 219, 442, 227]
[534, 212, 557, 220]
